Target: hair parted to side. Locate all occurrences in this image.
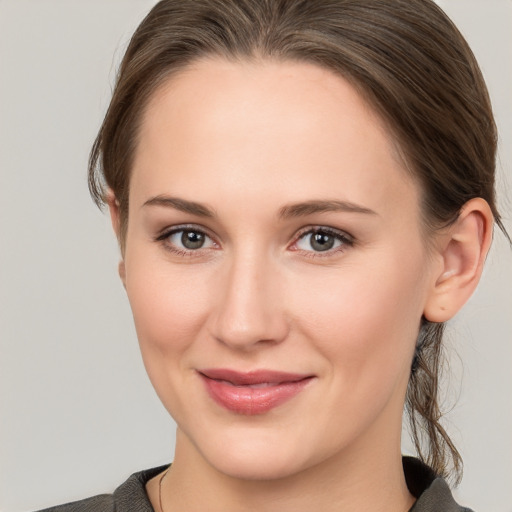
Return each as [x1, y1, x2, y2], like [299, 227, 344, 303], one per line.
[89, 0, 508, 484]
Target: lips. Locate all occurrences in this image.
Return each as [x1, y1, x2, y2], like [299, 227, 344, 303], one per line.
[198, 368, 314, 415]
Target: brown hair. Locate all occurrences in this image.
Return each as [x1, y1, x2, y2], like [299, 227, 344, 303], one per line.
[89, 0, 507, 483]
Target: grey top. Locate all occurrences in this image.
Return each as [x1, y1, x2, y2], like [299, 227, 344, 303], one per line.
[36, 457, 473, 512]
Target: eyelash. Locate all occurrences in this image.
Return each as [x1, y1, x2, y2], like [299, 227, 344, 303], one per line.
[155, 224, 218, 258]
[291, 226, 354, 258]
[155, 224, 354, 258]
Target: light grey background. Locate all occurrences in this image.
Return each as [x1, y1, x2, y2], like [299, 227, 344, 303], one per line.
[0, 1, 510, 511]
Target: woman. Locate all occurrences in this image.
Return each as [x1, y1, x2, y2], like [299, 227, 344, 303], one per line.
[38, 0, 508, 511]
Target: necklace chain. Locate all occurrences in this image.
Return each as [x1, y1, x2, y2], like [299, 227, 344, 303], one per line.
[158, 468, 169, 512]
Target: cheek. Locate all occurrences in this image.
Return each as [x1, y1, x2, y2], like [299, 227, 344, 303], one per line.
[124, 251, 215, 365]
[123, 252, 220, 418]
[288, 251, 427, 390]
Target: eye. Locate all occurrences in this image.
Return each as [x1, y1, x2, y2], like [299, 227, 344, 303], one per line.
[157, 226, 217, 254]
[174, 229, 208, 250]
[294, 228, 353, 254]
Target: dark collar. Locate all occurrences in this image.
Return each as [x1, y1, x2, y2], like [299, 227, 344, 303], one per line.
[110, 458, 471, 512]
[403, 457, 473, 512]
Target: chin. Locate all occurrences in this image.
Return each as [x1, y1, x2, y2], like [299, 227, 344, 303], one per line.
[188, 425, 324, 482]
[208, 449, 309, 481]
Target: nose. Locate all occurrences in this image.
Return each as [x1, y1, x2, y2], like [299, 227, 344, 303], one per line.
[209, 251, 289, 351]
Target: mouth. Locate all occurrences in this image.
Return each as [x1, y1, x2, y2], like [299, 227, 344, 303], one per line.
[197, 368, 315, 415]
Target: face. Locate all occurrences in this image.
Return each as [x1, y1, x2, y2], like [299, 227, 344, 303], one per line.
[119, 58, 438, 480]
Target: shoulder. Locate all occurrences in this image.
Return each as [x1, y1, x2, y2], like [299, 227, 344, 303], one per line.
[403, 457, 475, 512]
[34, 465, 169, 512]
[411, 478, 475, 512]
[35, 494, 114, 512]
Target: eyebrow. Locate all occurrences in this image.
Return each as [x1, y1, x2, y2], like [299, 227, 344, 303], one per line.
[278, 200, 377, 219]
[142, 195, 377, 219]
[142, 195, 215, 217]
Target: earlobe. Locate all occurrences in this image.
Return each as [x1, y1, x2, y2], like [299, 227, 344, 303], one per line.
[423, 198, 493, 323]
[118, 260, 127, 288]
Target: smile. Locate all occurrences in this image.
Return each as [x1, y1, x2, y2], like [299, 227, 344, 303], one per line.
[198, 369, 315, 415]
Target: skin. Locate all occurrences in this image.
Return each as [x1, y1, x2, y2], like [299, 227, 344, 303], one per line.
[109, 58, 493, 512]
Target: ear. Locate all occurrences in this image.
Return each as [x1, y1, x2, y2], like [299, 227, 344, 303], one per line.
[423, 198, 493, 323]
[106, 190, 127, 288]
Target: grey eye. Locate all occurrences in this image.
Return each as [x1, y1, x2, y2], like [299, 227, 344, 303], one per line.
[309, 232, 335, 251]
[296, 229, 346, 253]
[181, 230, 206, 249]
[164, 228, 214, 251]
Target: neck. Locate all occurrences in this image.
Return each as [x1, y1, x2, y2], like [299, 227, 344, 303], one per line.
[158, 428, 414, 512]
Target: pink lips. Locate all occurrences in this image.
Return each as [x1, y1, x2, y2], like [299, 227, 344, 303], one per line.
[198, 368, 314, 415]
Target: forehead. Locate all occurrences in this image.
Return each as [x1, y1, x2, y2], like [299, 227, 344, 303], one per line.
[140, 57, 389, 156]
[131, 57, 419, 221]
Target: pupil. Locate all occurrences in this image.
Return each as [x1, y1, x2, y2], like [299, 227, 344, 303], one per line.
[311, 232, 334, 251]
[182, 230, 205, 249]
